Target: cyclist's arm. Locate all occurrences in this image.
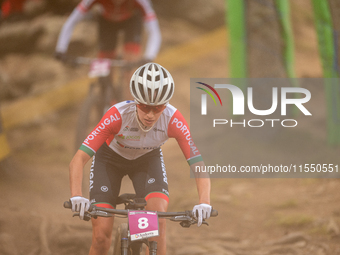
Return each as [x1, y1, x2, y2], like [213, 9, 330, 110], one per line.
[168, 110, 211, 204]
[55, 7, 86, 54]
[191, 161, 211, 204]
[69, 150, 91, 197]
[143, 18, 161, 60]
[136, 0, 161, 60]
[69, 106, 121, 196]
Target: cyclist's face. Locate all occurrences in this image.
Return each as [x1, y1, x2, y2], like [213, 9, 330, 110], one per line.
[136, 105, 165, 127]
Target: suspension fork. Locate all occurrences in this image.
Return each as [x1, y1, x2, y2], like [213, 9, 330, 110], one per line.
[149, 241, 157, 255]
[121, 237, 129, 255]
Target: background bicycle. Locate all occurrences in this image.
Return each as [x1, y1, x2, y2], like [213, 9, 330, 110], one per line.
[62, 56, 139, 151]
[64, 193, 218, 255]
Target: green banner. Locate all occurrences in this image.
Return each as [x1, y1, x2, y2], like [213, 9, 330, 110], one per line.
[226, 0, 246, 79]
[311, 0, 340, 145]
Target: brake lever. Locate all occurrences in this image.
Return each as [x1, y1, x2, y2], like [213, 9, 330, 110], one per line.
[186, 219, 209, 227]
[72, 212, 92, 221]
[72, 210, 113, 221]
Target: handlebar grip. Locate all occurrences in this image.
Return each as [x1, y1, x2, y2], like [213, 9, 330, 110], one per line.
[64, 201, 72, 209]
[211, 209, 218, 217]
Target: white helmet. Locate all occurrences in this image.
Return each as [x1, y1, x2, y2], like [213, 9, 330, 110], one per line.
[130, 63, 175, 105]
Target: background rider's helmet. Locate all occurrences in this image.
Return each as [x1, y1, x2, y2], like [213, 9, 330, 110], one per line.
[130, 63, 175, 105]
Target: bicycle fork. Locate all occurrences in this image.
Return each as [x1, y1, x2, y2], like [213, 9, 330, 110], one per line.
[120, 239, 157, 255]
[121, 238, 129, 255]
[148, 241, 157, 255]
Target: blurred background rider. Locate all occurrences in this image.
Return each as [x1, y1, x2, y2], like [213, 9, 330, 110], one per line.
[55, 0, 161, 63]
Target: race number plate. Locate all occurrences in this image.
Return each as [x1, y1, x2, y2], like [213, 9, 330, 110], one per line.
[128, 211, 159, 241]
[88, 59, 111, 77]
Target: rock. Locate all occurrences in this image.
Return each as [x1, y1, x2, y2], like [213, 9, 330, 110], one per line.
[0, 19, 44, 55]
[0, 54, 70, 100]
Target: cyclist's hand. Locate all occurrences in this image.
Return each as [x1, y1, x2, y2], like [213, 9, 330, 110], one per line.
[192, 203, 212, 227]
[70, 196, 91, 220]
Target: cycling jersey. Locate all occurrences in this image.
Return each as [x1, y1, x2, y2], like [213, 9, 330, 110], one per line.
[80, 101, 203, 166]
[55, 0, 161, 60]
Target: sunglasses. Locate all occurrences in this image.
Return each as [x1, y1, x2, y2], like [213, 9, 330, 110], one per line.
[137, 103, 166, 114]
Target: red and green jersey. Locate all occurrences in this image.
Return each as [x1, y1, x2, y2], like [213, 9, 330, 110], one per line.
[80, 101, 203, 166]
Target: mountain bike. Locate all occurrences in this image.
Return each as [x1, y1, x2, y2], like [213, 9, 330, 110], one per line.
[63, 56, 139, 151]
[64, 193, 218, 255]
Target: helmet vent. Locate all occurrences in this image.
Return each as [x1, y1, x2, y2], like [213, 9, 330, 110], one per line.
[155, 75, 160, 81]
[131, 81, 137, 97]
[139, 67, 145, 75]
[161, 68, 168, 78]
[138, 83, 145, 100]
[148, 88, 153, 102]
[166, 84, 174, 101]
[160, 85, 168, 100]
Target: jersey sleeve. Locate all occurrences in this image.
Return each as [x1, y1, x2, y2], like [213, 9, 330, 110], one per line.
[136, 0, 161, 60]
[55, 7, 85, 53]
[167, 110, 203, 166]
[79, 106, 122, 157]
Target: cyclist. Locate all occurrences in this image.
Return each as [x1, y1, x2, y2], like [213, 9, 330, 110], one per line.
[55, 0, 161, 63]
[68, 63, 212, 255]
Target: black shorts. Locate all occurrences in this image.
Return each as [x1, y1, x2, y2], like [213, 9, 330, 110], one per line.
[97, 12, 143, 52]
[89, 143, 169, 208]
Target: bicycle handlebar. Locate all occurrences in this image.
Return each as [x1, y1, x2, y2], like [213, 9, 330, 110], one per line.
[63, 201, 218, 218]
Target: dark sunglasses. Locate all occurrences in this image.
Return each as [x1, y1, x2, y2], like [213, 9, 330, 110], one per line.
[137, 103, 166, 114]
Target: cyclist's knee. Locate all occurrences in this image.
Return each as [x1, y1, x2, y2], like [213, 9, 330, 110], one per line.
[92, 230, 112, 251]
[91, 217, 113, 250]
